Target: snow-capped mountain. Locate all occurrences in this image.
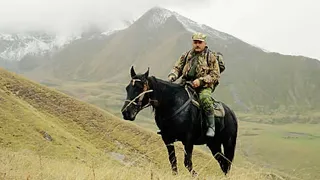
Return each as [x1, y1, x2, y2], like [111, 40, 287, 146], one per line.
[1, 6, 319, 114]
[0, 32, 81, 61]
[0, 16, 134, 62]
[0, 29, 125, 62]
[140, 7, 235, 41]
[0, 6, 247, 62]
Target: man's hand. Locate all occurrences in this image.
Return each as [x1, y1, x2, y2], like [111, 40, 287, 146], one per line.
[168, 74, 176, 82]
[192, 79, 201, 88]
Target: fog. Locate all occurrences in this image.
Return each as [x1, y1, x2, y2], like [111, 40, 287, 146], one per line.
[0, 0, 319, 59]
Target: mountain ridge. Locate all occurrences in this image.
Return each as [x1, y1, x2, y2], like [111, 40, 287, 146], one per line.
[1, 6, 320, 113]
[0, 6, 318, 62]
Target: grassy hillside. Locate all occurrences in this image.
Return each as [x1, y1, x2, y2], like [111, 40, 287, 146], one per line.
[0, 67, 292, 179]
[45, 79, 320, 179]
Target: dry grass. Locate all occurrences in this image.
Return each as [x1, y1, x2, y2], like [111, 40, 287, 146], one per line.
[0, 68, 300, 180]
[0, 148, 287, 180]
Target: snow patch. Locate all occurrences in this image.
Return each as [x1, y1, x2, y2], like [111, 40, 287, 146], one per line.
[173, 12, 234, 41]
[0, 33, 78, 61]
[146, 7, 173, 28]
[101, 29, 123, 36]
[101, 30, 115, 36]
[146, 7, 234, 41]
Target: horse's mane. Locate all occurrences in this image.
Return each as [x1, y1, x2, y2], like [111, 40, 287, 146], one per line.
[148, 76, 184, 92]
[147, 76, 186, 113]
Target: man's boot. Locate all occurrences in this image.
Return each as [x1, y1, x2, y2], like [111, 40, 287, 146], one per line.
[206, 114, 216, 137]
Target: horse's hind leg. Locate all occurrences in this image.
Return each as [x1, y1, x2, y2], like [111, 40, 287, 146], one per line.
[221, 136, 237, 174]
[183, 141, 198, 177]
[207, 139, 226, 174]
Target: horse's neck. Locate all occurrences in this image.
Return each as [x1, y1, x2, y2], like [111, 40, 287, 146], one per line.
[148, 77, 184, 111]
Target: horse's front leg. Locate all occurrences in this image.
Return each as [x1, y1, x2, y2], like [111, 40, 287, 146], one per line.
[165, 142, 178, 175]
[183, 140, 198, 177]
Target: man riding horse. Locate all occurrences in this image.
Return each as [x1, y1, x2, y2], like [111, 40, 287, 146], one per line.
[167, 32, 222, 137]
[121, 33, 237, 175]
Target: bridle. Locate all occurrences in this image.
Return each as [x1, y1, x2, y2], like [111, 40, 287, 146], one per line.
[121, 78, 156, 113]
[121, 78, 196, 122]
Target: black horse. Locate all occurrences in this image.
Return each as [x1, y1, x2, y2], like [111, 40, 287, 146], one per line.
[121, 66, 238, 176]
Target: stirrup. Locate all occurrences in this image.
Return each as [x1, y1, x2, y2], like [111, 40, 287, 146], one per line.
[206, 128, 215, 137]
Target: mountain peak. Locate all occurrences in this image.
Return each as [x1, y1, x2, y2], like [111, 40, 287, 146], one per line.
[149, 6, 171, 13]
[139, 6, 174, 29]
[136, 6, 234, 41]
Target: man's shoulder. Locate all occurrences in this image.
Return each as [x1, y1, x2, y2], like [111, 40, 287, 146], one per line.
[179, 49, 193, 59]
[207, 48, 223, 56]
[205, 48, 216, 55]
[184, 49, 194, 55]
[204, 48, 217, 59]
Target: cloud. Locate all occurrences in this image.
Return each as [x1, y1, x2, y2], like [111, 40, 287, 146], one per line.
[170, 0, 320, 60]
[0, 0, 210, 35]
[0, 0, 319, 59]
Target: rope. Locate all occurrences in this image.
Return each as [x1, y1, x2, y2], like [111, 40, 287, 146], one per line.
[121, 90, 153, 112]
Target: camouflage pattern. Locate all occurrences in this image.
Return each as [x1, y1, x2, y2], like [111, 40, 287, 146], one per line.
[192, 32, 207, 41]
[199, 87, 215, 114]
[169, 47, 220, 89]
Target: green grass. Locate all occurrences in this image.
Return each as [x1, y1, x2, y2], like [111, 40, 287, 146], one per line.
[237, 112, 320, 124]
[236, 122, 320, 179]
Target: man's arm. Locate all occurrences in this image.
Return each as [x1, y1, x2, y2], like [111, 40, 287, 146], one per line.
[168, 52, 188, 80]
[198, 52, 220, 87]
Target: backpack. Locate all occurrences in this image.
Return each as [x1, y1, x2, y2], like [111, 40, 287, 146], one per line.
[213, 51, 225, 73]
[184, 49, 225, 73]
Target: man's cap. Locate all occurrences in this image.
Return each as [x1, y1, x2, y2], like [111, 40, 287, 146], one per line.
[192, 32, 207, 42]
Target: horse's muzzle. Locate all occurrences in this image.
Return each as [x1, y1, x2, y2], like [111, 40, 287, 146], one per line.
[122, 110, 136, 121]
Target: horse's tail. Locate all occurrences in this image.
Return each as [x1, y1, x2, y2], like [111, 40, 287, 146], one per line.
[229, 106, 238, 139]
[223, 102, 238, 149]
[221, 103, 238, 174]
[227, 109, 238, 147]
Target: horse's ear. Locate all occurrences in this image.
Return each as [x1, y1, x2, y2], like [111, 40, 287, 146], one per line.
[130, 66, 136, 78]
[144, 67, 149, 78]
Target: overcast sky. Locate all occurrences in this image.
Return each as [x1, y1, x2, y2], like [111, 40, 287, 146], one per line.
[0, 0, 319, 60]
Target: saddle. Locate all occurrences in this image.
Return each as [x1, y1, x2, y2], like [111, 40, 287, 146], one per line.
[184, 83, 226, 133]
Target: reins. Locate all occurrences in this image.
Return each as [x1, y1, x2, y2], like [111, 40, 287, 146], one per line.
[121, 89, 154, 112]
[122, 78, 196, 121]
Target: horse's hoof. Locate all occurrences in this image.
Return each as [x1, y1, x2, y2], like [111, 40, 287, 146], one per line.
[171, 166, 178, 175]
[191, 170, 198, 178]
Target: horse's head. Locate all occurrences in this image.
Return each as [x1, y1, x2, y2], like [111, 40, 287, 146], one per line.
[121, 66, 152, 121]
